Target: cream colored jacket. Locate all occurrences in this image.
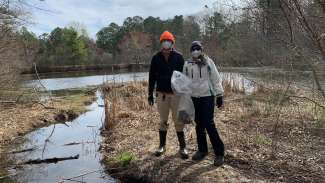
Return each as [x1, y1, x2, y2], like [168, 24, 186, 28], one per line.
[183, 56, 224, 98]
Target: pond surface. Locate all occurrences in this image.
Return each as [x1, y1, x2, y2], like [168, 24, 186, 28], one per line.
[26, 71, 148, 91]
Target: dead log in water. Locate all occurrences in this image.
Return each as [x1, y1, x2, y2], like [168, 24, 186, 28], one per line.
[21, 154, 79, 165]
[64, 141, 95, 146]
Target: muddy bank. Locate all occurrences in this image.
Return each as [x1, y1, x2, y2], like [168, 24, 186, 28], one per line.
[0, 88, 96, 145]
[0, 87, 97, 180]
[101, 82, 324, 183]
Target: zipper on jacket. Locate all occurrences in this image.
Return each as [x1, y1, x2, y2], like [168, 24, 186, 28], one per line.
[199, 67, 202, 78]
[191, 68, 194, 78]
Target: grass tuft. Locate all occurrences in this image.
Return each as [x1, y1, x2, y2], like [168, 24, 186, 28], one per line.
[117, 151, 136, 167]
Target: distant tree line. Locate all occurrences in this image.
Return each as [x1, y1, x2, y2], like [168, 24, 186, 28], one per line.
[2, 0, 325, 74]
[19, 24, 112, 71]
[96, 15, 201, 63]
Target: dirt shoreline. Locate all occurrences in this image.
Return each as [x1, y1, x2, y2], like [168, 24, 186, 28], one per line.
[101, 82, 324, 183]
[0, 89, 96, 145]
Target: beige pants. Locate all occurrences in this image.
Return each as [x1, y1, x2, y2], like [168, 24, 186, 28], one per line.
[156, 92, 184, 132]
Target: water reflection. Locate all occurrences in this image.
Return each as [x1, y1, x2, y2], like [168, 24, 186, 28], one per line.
[26, 72, 148, 91]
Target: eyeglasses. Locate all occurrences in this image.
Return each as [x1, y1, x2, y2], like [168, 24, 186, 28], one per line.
[191, 47, 202, 51]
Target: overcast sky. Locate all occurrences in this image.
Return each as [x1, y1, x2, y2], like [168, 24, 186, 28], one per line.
[25, 0, 220, 38]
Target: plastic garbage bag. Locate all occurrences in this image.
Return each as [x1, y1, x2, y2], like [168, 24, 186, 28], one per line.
[177, 94, 195, 124]
[171, 71, 195, 124]
[171, 71, 192, 95]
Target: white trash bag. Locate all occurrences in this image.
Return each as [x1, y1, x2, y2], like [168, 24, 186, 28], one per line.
[171, 71, 192, 95]
[177, 94, 195, 124]
[171, 71, 195, 124]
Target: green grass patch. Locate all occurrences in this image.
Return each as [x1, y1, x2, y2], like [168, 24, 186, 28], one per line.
[116, 151, 136, 167]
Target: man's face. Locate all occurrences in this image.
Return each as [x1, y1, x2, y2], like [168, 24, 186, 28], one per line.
[161, 40, 173, 54]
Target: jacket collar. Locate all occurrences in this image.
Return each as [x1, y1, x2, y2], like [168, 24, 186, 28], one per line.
[188, 55, 208, 66]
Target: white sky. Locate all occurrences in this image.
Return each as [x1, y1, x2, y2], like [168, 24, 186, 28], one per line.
[24, 0, 225, 38]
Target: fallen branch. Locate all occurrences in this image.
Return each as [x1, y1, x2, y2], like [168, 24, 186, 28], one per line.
[62, 180, 85, 183]
[9, 147, 37, 154]
[21, 154, 79, 165]
[57, 169, 101, 183]
[86, 125, 97, 128]
[64, 141, 95, 146]
[0, 100, 16, 103]
[287, 95, 325, 109]
[32, 100, 55, 109]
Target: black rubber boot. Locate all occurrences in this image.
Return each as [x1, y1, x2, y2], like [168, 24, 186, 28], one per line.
[177, 132, 189, 159]
[192, 151, 208, 161]
[154, 130, 167, 157]
[214, 156, 224, 167]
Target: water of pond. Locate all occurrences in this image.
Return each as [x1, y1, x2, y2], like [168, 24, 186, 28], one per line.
[26, 70, 254, 93]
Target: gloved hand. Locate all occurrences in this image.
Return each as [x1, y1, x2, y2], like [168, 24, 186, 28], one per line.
[216, 96, 224, 108]
[148, 95, 154, 106]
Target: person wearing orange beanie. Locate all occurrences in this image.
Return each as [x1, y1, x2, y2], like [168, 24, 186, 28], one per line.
[148, 31, 188, 159]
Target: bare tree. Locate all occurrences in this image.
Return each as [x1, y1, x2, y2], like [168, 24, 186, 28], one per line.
[0, 0, 30, 99]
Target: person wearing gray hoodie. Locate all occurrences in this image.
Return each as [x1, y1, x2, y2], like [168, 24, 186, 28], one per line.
[183, 41, 225, 166]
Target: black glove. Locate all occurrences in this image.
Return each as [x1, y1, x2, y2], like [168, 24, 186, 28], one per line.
[216, 96, 224, 108]
[148, 95, 154, 106]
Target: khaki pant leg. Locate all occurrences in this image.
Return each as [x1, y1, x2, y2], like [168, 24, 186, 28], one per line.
[171, 95, 184, 132]
[157, 93, 170, 131]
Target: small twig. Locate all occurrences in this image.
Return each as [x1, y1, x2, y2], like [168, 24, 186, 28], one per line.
[42, 125, 56, 158]
[45, 125, 56, 142]
[64, 141, 95, 146]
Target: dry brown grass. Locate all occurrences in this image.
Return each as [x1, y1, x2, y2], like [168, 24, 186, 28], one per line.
[101, 81, 325, 183]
